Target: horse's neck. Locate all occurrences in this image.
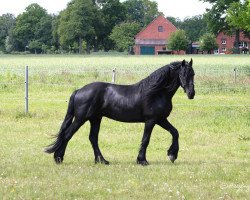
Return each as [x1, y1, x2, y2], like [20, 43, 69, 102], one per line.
[165, 72, 180, 98]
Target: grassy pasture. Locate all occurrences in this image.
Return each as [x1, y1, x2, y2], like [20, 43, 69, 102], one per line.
[0, 54, 249, 199]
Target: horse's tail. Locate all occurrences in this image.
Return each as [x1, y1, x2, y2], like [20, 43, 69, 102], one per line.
[44, 90, 78, 154]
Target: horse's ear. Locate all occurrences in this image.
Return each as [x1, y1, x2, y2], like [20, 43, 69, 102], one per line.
[189, 58, 193, 67]
[181, 59, 186, 67]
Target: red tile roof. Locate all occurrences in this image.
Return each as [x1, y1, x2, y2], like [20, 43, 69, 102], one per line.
[135, 15, 177, 40]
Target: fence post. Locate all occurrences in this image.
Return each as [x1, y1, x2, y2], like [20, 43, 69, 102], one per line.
[25, 66, 29, 113]
[112, 68, 116, 83]
[233, 68, 237, 83]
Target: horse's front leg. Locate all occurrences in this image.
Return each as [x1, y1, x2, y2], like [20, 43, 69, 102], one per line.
[137, 120, 155, 166]
[158, 119, 179, 163]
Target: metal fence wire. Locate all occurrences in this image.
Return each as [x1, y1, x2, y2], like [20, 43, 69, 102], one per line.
[0, 66, 250, 113]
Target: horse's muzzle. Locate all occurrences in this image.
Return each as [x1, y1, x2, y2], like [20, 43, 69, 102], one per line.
[187, 90, 195, 99]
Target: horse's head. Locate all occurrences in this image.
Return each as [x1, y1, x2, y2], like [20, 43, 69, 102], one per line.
[179, 59, 195, 99]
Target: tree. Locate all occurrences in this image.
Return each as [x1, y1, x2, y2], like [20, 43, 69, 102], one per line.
[58, 0, 96, 53]
[5, 35, 15, 53]
[13, 3, 52, 52]
[201, 0, 243, 54]
[180, 15, 208, 42]
[199, 33, 218, 54]
[29, 40, 42, 54]
[167, 30, 188, 54]
[227, 0, 250, 31]
[166, 16, 182, 28]
[123, 0, 160, 27]
[97, 0, 126, 51]
[110, 21, 141, 52]
[51, 15, 60, 50]
[0, 13, 15, 52]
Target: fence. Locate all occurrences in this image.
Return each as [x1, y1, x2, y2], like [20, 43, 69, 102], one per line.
[1, 66, 250, 113]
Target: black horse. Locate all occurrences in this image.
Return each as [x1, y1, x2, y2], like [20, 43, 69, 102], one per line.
[45, 59, 195, 165]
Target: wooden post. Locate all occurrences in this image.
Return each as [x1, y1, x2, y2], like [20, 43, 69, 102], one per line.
[112, 68, 116, 83]
[233, 68, 237, 83]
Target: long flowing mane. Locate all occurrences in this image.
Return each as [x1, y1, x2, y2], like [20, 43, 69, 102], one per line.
[139, 61, 182, 97]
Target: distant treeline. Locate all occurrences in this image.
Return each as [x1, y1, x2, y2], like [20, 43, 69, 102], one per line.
[0, 0, 248, 54]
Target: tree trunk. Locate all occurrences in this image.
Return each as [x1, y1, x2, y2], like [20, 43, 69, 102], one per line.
[234, 29, 240, 54]
[79, 37, 83, 54]
[86, 40, 90, 54]
[94, 37, 98, 52]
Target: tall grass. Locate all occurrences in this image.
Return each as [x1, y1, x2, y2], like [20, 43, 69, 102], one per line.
[0, 54, 249, 199]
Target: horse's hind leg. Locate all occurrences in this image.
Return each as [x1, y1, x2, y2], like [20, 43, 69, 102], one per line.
[54, 119, 85, 164]
[89, 118, 109, 165]
[157, 119, 179, 163]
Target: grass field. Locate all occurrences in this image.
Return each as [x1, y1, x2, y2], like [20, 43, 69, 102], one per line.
[0, 54, 249, 199]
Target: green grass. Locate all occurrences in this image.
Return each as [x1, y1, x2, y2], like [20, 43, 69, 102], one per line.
[0, 54, 249, 199]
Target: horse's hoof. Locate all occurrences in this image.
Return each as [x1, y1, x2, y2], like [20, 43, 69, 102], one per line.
[137, 159, 149, 166]
[95, 158, 110, 165]
[168, 155, 176, 163]
[102, 160, 110, 165]
[55, 157, 63, 164]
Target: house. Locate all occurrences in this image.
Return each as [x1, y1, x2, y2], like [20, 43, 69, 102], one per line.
[134, 15, 182, 55]
[215, 31, 250, 54]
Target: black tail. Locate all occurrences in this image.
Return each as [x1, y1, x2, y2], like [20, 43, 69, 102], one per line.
[44, 90, 78, 154]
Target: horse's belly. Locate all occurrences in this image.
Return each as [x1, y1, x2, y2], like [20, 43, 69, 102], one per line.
[102, 106, 143, 122]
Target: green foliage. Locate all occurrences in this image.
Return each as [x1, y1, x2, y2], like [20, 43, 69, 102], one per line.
[180, 15, 208, 42]
[123, 0, 160, 27]
[28, 40, 42, 54]
[97, 0, 126, 51]
[166, 16, 182, 28]
[13, 3, 52, 51]
[166, 15, 208, 42]
[5, 36, 14, 53]
[58, 0, 96, 53]
[199, 33, 218, 53]
[0, 13, 16, 52]
[201, 0, 241, 33]
[110, 22, 141, 51]
[167, 30, 188, 52]
[227, 0, 250, 31]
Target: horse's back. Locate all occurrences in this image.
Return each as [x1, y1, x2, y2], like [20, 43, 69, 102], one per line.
[102, 83, 143, 122]
[74, 82, 143, 122]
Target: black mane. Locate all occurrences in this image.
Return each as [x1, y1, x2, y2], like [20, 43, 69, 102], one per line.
[139, 61, 182, 97]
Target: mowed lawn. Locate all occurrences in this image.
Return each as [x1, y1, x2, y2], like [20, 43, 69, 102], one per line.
[0, 54, 249, 199]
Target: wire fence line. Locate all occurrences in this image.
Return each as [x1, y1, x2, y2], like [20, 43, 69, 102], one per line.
[1, 82, 250, 90]
[1, 66, 249, 112]
[1, 65, 250, 75]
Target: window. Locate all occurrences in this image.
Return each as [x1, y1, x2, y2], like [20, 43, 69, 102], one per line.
[222, 47, 226, 52]
[239, 42, 248, 48]
[158, 26, 163, 32]
[214, 49, 219, 54]
[221, 39, 226, 44]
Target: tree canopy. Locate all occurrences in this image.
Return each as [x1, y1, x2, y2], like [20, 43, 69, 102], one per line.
[226, 0, 250, 31]
[13, 3, 52, 52]
[0, 0, 249, 54]
[58, 0, 96, 53]
[109, 21, 141, 52]
[0, 13, 15, 52]
[199, 32, 218, 54]
[167, 30, 189, 53]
